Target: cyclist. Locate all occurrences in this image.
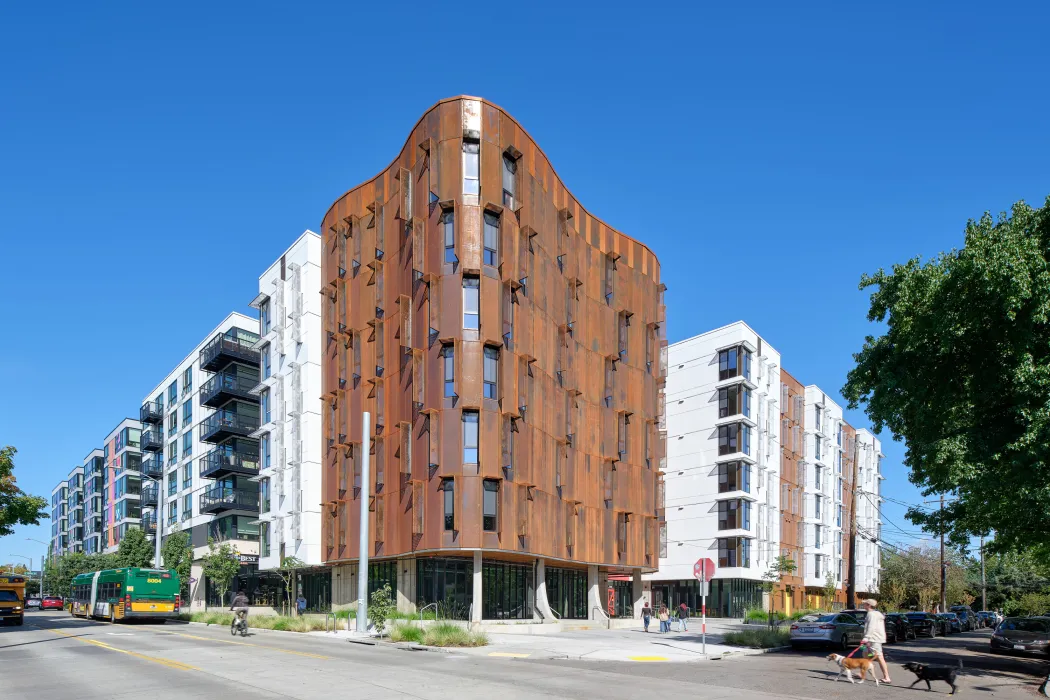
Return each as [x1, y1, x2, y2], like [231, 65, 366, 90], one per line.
[230, 590, 249, 629]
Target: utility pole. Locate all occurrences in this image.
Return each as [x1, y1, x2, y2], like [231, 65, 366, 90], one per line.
[980, 534, 986, 612]
[846, 435, 860, 609]
[939, 494, 946, 613]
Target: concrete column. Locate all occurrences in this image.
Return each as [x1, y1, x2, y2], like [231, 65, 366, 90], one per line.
[534, 558, 554, 621]
[587, 565, 601, 620]
[397, 556, 416, 614]
[471, 551, 483, 627]
[190, 563, 205, 611]
[632, 568, 644, 619]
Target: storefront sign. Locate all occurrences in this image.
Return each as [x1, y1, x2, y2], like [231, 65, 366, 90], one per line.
[237, 554, 259, 565]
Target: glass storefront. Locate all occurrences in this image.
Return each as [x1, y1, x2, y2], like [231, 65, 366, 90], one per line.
[545, 566, 588, 619]
[482, 560, 533, 620]
[368, 560, 397, 599]
[416, 557, 473, 620]
[650, 578, 763, 618]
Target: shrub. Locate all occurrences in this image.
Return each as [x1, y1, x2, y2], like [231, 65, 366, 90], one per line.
[722, 628, 791, 648]
[389, 623, 426, 643]
[420, 622, 487, 647]
[789, 608, 820, 621]
[744, 607, 786, 623]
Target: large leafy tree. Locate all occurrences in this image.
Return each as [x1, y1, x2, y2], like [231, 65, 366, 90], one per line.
[0, 446, 48, 536]
[161, 531, 193, 598]
[201, 539, 240, 607]
[43, 552, 117, 597]
[843, 198, 1050, 559]
[115, 527, 154, 568]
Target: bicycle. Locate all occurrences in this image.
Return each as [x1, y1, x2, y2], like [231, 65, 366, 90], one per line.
[230, 610, 248, 637]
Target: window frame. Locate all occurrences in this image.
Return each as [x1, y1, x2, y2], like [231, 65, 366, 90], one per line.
[462, 410, 479, 465]
[462, 140, 480, 196]
[483, 345, 499, 399]
[442, 343, 456, 398]
[462, 276, 480, 330]
[482, 479, 499, 532]
[442, 209, 456, 263]
[441, 478, 455, 531]
[483, 211, 499, 267]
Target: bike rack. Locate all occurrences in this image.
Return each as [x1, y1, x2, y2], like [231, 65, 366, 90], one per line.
[418, 602, 437, 627]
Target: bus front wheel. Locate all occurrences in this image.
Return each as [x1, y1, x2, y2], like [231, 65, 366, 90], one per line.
[110, 607, 117, 624]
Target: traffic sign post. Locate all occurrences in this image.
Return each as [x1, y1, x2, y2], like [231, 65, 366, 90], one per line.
[693, 558, 716, 656]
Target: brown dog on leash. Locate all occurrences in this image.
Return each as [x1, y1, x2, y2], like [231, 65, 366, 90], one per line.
[827, 653, 881, 685]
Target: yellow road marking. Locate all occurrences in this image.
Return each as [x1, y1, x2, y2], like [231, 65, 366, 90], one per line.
[39, 626, 198, 671]
[488, 652, 531, 658]
[628, 655, 669, 662]
[148, 629, 330, 660]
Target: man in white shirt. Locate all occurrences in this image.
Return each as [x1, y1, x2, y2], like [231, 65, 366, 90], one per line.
[861, 598, 891, 684]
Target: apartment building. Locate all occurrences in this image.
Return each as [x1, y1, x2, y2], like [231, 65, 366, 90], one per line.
[777, 370, 806, 613]
[650, 322, 782, 617]
[800, 386, 846, 601]
[249, 230, 324, 587]
[63, 466, 85, 554]
[50, 482, 68, 556]
[81, 449, 106, 554]
[138, 312, 263, 609]
[320, 96, 666, 623]
[854, 428, 883, 594]
[102, 419, 143, 553]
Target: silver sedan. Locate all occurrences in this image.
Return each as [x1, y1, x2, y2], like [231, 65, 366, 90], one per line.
[790, 613, 865, 651]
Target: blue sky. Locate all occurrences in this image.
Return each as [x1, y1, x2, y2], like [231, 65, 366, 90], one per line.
[2, 1, 1048, 566]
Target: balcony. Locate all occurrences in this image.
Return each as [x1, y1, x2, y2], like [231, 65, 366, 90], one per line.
[141, 429, 164, 452]
[141, 484, 158, 506]
[199, 486, 259, 515]
[200, 371, 260, 408]
[199, 441, 260, 480]
[200, 410, 259, 443]
[142, 454, 164, 478]
[142, 513, 157, 535]
[140, 400, 164, 424]
[200, 330, 261, 372]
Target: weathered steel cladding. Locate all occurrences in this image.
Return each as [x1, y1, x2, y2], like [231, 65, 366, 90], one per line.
[319, 97, 665, 570]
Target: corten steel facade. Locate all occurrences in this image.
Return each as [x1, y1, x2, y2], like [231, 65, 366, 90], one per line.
[320, 96, 666, 621]
[777, 369, 806, 614]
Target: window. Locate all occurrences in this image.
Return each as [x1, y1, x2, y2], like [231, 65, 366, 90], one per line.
[462, 410, 479, 464]
[814, 465, 822, 490]
[167, 471, 177, 496]
[183, 366, 193, 393]
[182, 463, 191, 489]
[483, 346, 499, 399]
[502, 153, 517, 205]
[261, 434, 271, 469]
[168, 412, 178, 434]
[717, 423, 751, 456]
[260, 300, 271, 335]
[441, 478, 455, 531]
[717, 499, 751, 530]
[182, 432, 192, 458]
[814, 436, 822, 461]
[462, 276, 479, 330]
[717, 461, 751, 493]
[442, 343, 455, 397]
[168, 381, 177, 405]
[167, 441, 177, 466]
[462, 140, 479, 195]
[603, 254, 615, 305]
[483, 479, 499, 532]
[718, 346, 753, 381]
[815, 406, 822, 430]
[837, 505, 844, 528]
[262, 389, 271, 424]
[184, 494, 192, 519]
[260, 522, 270, 557]
[815, 495, 822, 520]
[483, 212, 499, 266]
[718, 537, 751, 568]
[260, 478, 270, 512]
[815, 523, 823, 548]
[717, 385, 751, 419]
[442, 209, 455, 263]
[263, 345, 271, 379]
[182, 400, 192, 427]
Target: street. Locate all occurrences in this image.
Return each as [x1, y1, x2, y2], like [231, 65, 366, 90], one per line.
[2, 611, 1046, 699]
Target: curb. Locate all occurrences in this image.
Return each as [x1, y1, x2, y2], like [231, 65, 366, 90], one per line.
[710, 645, 793, 659]
[345, 637, 466, 654]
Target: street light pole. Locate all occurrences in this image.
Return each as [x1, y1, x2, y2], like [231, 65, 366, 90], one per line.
[939, 494, 946, 613]
[980, 534, 986, 613]
[26, 538, 49, 596]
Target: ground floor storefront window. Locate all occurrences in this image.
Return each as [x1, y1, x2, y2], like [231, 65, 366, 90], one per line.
[206, 565, 284, 608]
[609, 579, 633, 618]
[546, 566, 587, 619]
[482, 560, 533, 620]
[299, 570, 331, 613]
[650, 578, 762, 618]
[368, 560, 397, 600]
[416, 557, 472, 619]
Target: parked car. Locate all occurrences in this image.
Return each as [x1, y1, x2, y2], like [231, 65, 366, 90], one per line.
[906, 612, 941, 637]
[886, 613, 917, 641]
[950, 605, 977, 631]
[40, 595, 64, 610]
[977, 611, 997, 628]
[941, 612, 963, 633]
[990, 617, 1050, 657]
[790, 612, 865, 651]
[841, 608, 901, 643]
[25, 596, 41, 610]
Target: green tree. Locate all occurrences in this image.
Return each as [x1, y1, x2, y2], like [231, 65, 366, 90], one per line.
[43, 552, 116, 597]
[843, 198, 1050, 561]
[276, 556, 305, 615]
[161, 531, 193, 598]
[823, 571, 838, 610]
[369, 583, 395, 635]
[201, 540, 240, 608]
[115, 527, 154, 568]
[0, 446, 48, 536]
[761, 554, 797, 626]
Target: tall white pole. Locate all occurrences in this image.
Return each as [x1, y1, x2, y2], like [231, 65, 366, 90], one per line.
[156, 471, 163, 569]
[356, 412, 371, 633]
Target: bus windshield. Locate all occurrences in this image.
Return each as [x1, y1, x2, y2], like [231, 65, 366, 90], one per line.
[0, 591, 19, 602]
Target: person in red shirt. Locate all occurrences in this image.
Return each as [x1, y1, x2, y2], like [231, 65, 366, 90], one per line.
[678, 602, 689, 631]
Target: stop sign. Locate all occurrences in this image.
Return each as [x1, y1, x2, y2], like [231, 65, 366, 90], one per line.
[693, 558, 716, 582]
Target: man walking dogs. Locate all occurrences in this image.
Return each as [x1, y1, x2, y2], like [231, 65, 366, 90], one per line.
[861, 598, 892, 684]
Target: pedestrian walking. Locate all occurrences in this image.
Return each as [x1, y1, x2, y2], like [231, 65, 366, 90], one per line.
[860, 598, 891, 684]
[678, 602, 689, 632]
[296, 594, 307, 616]
[658, 605, 670, 633]
[641, 601, 652, 632]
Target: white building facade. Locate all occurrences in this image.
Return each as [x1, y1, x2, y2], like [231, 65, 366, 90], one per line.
[648, 322, 782, 617]
[801, 386, 846, 592]
[853, 428, 883, 594]
[249, 230, 323, 574]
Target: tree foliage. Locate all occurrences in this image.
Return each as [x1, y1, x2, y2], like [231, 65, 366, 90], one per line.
[0, 446, 49, 536]
[843, 198, 1050, 559]
[967, 546, 1050, 611]
[43, 552, 117, 597]
[369, 583, 394, 635]
[880, 545, 971, 611]
[276, 556, 305, 615]
[201, 540, 240, 607]
[115, 527, 154, 568]
[161, 531, 193, 598]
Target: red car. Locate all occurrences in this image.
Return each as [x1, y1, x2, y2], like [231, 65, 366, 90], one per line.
[40, 596, 64, 610]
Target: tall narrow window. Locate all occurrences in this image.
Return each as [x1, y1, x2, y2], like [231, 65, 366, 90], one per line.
[463, 276, 480, 330]
[462, 141, 480, 195]
[262, 389, 271, 424]
[260, 300, 271, 335]
[443, 209, 455, 263]
[483, 212, 499, 266]
[483, 346, 499, 399]
[483, 479, 499, 531]
[502, 153, 517, 206]
[263, 345, 271, 379]
[462, 410, 479, 464]
[441, 478, 455, 531]
[442, 343, 455, 397]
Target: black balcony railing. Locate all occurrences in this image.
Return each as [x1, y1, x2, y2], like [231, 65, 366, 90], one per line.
[142, 454, 164, 478]
[141, 429, 164, 452]
[200, 330, 261, 372]
[199, 442, 260, 480]
[141, 485, 158, 506]
[140, 400, 164, 424]
[199, 410, 259, 443]
[142, 513, 157, 534]
[200, 371, 260, 408]
[199, 486, 259, 514]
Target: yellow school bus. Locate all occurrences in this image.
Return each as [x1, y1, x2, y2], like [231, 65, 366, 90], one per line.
[0, 574, 26, 626]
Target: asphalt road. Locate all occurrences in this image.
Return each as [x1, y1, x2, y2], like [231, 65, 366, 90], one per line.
[3, 611, 1046, 699]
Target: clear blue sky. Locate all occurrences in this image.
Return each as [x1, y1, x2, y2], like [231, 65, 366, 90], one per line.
[2, 1, 1048, 567]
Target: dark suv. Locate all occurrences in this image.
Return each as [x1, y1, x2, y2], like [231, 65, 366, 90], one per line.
[950, 606, 976, 631]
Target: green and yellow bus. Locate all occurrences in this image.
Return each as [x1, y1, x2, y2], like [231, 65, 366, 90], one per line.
[70, 568, 180, 622]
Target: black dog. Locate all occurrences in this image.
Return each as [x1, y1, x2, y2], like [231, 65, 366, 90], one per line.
[902, 659, 963, 694]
